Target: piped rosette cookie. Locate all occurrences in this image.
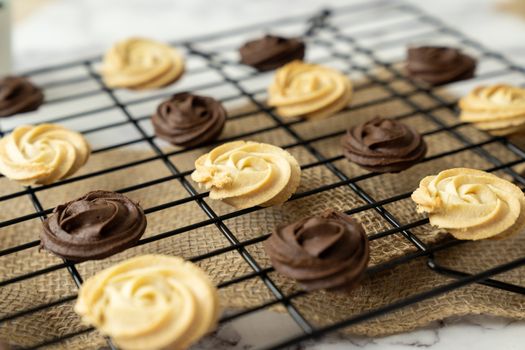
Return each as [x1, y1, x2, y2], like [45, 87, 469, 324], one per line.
[267, 60, 353, 120]
[406, 46, 476, 86]
[101, 37, 185, 90]
[152, 92, 226, 148]
[0, 123, 90, 185]
[41, 190, 147, 261]
[74, 255, 220, 350]
[459, 84, 525, 136]
[265, 210, 370, 291]
[341, 117, 427, 173]
[191, 141, 301, 209]
[0, 76, 44, 117]
[411, 168, 525, 240]
[239, 35, 305, 71]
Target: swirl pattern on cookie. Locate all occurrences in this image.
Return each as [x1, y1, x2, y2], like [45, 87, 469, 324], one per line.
[341, 117, 427, 173]
[0, 76, 44, 118]
[406, 46, 476, 86]
[459, 84, 525, 136]
[75, 255, 220, 350]
[267, 61, 353, 120]
[102, 37, 185, 90]
[41, 190, 147, 261]
[411, 168, 525, 240]
[191, 140, 301, 209]
[265, 210, 369, 291]
[152, 92, 226, 147]
[0, 124, 90, 185]
[239, 35, 305, 71]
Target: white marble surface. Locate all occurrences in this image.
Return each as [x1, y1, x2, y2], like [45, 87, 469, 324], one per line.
[4, 0, 525, 349]
[196, 313, 525, 350]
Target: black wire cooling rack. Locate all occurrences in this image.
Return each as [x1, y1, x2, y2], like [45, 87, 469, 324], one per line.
[1, 1, 525, 349]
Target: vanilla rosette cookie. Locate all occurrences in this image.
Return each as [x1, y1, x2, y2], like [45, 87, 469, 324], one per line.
[412, 168, 525, 240]
[75, 255, 220, 350]
[267, 60, 353, 120]
[102, 37, 185, 90]
[459, 84, 525, 136]
[191, 141, 301, 209]
[0, 124, 90, 185]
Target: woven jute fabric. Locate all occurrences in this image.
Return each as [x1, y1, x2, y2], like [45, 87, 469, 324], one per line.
[1, 82, 524, 349]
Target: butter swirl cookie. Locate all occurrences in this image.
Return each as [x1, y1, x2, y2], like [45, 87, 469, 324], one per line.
[0, 76, 44, 118]
[341, 117, 427, 173]
[102, 37, 185, 90]
[0, 124, 90, 185]
[267, 60, 353, 120]
[239, 35, 305, 71]
[75, 255, 220, 350]
[406, 46, 476, 86]
[152, 92, 226, 147]
[265, 210, 369, 291]
[459, 84, 525, 136]
[191, 140, 301, 209]
[41, 191, 147, 261]
[412, 168, 525, 240]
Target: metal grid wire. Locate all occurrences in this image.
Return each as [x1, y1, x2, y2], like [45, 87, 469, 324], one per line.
[1, 1, 525, 349]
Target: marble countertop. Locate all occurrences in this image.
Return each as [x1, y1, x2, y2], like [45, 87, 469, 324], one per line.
[4, 0, 525, 349]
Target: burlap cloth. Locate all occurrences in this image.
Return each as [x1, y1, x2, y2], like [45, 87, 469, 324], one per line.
[0, 80, 524, 349]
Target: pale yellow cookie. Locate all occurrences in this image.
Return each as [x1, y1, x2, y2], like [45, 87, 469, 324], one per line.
[267, 60, 353, 120]
[191, 140, 301, 209]
[459, 84, 525, 136]
[488, 124, 525, 136]
[412, 168, 525, 240]
[102, 37, 185, 90]
[0, 123, 90, 185]
[75, 255, 220, 350]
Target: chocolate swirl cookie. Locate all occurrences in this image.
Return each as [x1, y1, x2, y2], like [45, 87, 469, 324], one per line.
[342, 117, 427, 173]
[239, 35, 305, 71]
[406, 46, 476, 86]
[265, 210, 369, 291]
[0, 76, 44, 117]
[41, 190, 147, 261]
[152, 92, 226, 147]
